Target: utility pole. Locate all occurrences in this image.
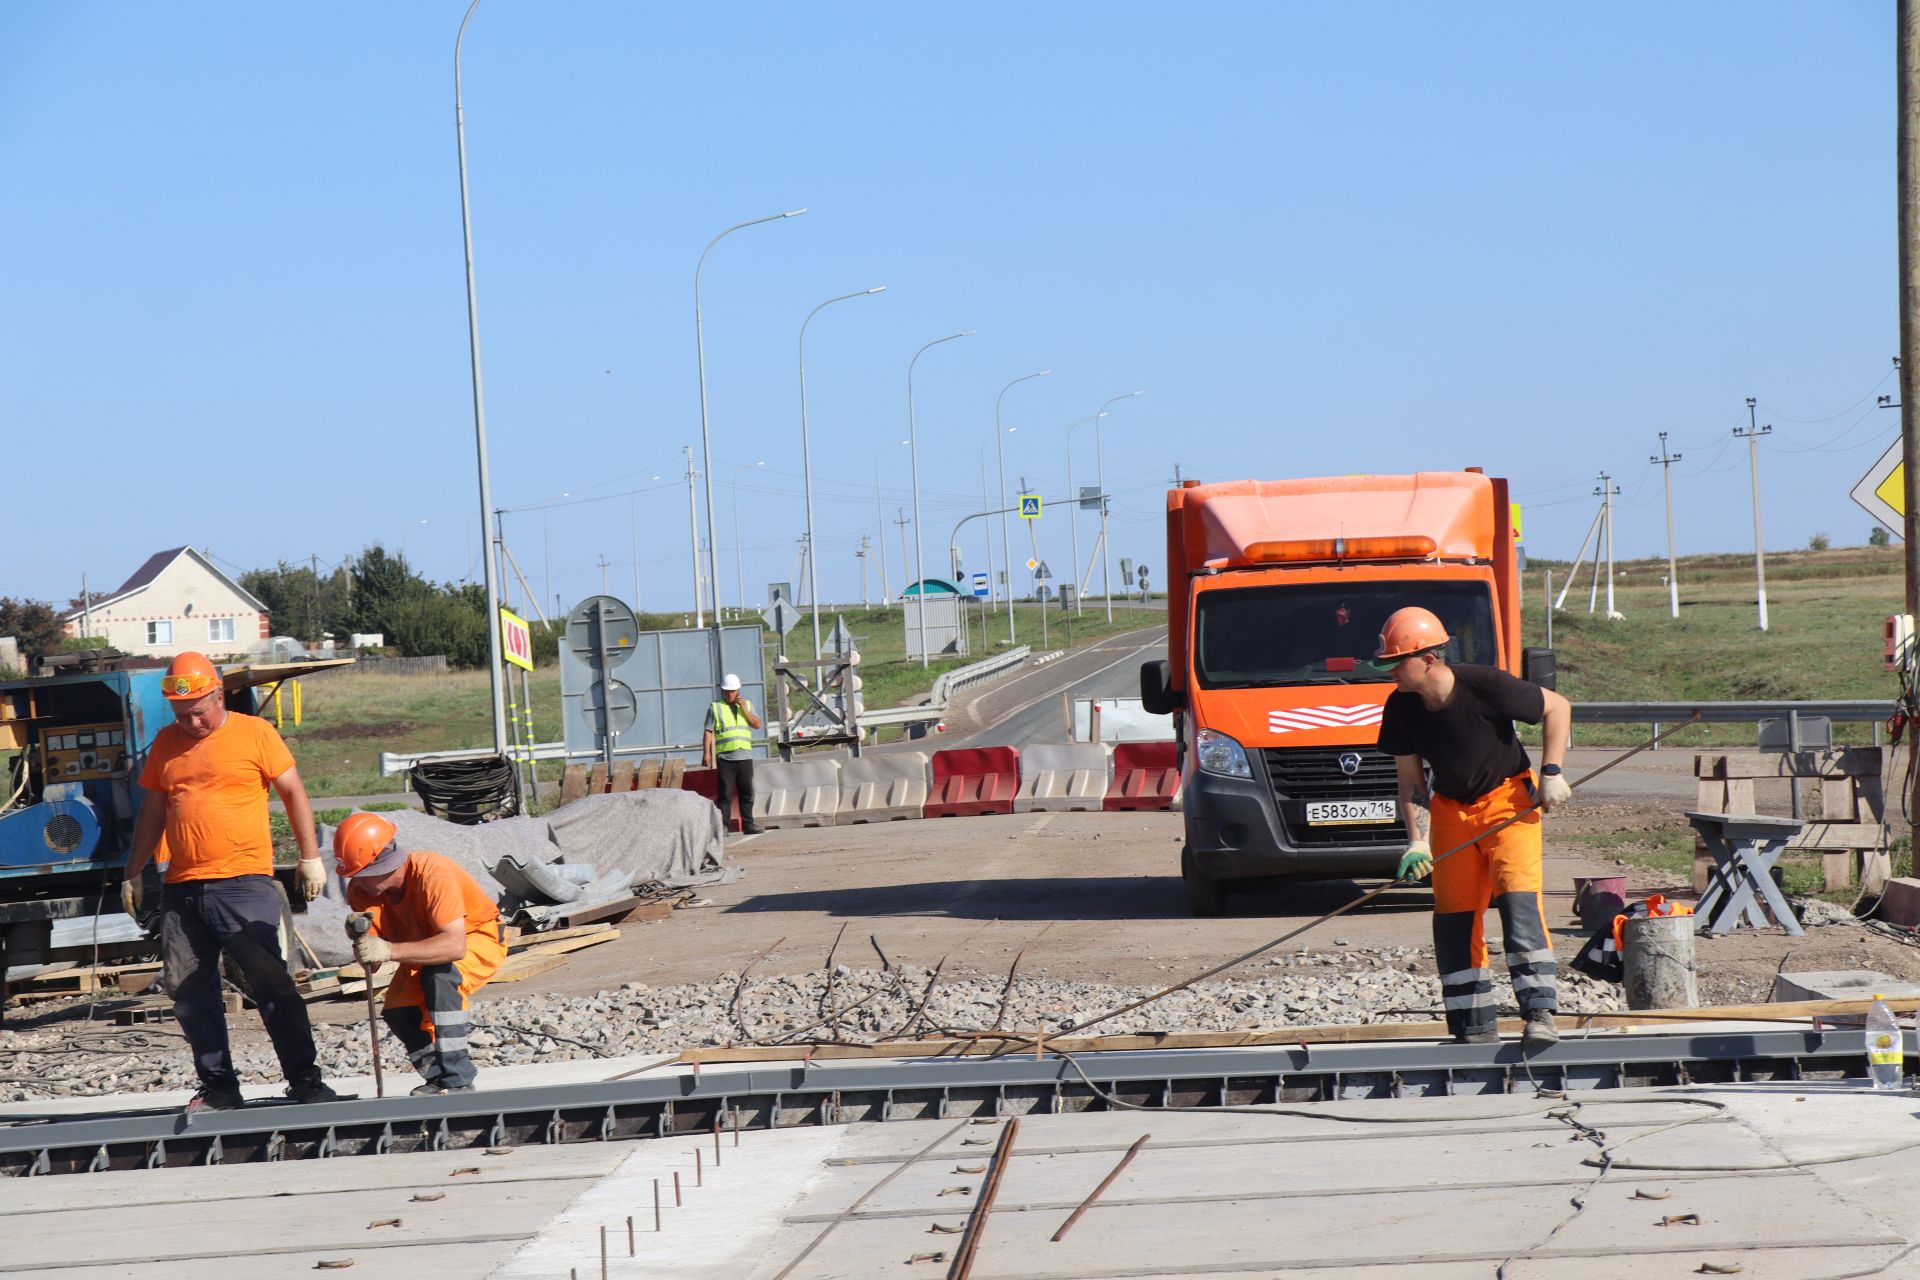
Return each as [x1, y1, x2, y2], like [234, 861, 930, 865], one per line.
[1903, 0, 1920, 620]
[857, 536, 871, 608]
[1734, 399, 1772, 631]
[1652, 433, 1683, 619]
[309, 553, 321, 643]
[894, 508, 912, 604]
[684, 446, 703, 625]
[597, 554, 608, 594]
[1596, 471, 1621, 620]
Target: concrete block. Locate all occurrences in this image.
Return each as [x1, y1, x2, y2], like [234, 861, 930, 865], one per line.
[834, 752, 931, 824]
[1014, 742, 1111, 813]
[752, 759, 840, 830]
[1772, 969, 1920, 1003]
[1877, 877, 1920, 928]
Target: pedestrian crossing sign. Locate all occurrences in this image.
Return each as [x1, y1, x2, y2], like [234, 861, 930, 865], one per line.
[1018, 494, 1042, 519]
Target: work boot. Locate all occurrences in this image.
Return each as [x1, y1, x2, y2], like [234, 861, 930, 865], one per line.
[1522, 1010, 1560, 1049]
[1455, 1028, 1500, 1046]
[741, 823, 765, 836]
[285, 1074, 340, 1105]
[185, 1083, 245, 1114]
[411, 1081, 476, 1097]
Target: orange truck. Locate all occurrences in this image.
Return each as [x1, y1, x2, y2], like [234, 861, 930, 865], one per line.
[1138, 469, 1553, 916]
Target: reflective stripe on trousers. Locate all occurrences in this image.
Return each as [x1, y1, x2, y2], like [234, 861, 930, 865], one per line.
[1429, 773, 1559, 1034]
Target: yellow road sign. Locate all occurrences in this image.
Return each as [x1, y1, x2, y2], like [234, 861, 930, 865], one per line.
[1852, 439, 1906, 538]
[1018, 494, 1042, 519]
[500, 607, 535, 671]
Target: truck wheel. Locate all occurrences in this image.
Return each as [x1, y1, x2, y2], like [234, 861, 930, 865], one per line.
[1181, 846, 1228, 917]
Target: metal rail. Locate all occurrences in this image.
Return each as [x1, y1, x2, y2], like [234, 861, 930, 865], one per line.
[1, 1027, 1899, 1178]
[1576, 700, 1888, 724]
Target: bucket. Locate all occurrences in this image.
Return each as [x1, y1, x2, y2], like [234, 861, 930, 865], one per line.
[1621, 913, 1699, 1011]
[1573, 875, 1628, 933]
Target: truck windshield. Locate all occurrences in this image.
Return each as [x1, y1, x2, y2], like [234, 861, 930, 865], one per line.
[1194, 580, 1498, 689]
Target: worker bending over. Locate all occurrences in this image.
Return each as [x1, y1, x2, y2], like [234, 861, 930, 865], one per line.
[1373, 607, 1573, 1049]
[334, 813, 505, 1094]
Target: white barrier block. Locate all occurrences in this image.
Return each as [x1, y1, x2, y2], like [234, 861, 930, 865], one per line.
[752, 759, 841, 830]
[834, 753, 931, 824]
[1014, 742, 1112, 814]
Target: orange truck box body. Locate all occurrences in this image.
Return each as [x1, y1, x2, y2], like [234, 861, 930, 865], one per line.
[1153, 470, 1527, 889]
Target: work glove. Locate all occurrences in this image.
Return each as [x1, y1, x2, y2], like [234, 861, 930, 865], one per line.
[1396, 841, 1433, 882]
[296, 857, 326, 902]
[1537, 771, 1573, 812]
[120, 875, 141, 919]
[351, 932, 392, 969]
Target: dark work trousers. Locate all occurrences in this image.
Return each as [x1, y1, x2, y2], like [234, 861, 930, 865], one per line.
[383, 964, 477, 1089]
[714, 756, 754, 828]
[161, 876, 319, 1090]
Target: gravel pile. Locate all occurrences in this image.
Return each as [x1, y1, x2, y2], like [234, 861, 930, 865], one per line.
[0, 945, 1627, 1102]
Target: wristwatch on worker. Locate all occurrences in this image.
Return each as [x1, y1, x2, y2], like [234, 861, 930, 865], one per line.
[1540, 764, 1562, 777]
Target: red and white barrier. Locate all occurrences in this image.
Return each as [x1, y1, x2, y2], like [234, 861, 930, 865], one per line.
[1105, 740, 1180, 812]
[924, 746, 1020, 818]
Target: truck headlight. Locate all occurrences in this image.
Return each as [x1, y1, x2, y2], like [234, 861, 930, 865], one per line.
[1195, 728, 1252, 779]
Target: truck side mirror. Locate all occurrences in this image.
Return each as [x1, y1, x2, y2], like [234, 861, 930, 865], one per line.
[1140, 659, 1181, 715]
[1522, 647, 1557, 691]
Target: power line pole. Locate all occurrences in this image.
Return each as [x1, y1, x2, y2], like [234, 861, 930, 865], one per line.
[1903, 0, 1920, 620]
[597, 554, 608, 594]
[894, 507, 912, 601]
[1597, 471, 1621, 619]
[1652, 433, 1683, 619]
[684, 446, 703, 625]
[1735, 399, 1772, 631]
[857, 536, 871, 608]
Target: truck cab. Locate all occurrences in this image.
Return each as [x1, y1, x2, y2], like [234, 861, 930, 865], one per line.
[1141, 470, 1550, 915]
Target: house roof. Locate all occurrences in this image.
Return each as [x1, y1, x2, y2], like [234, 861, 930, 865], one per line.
[63, 547, 269, 620]
[901, 577, 964, 597]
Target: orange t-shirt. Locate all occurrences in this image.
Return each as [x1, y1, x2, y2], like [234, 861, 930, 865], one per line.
[347, 851, 501, 945]
[138, 712, 295, 883]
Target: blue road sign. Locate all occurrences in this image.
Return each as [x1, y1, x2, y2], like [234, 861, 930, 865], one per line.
[1019, 494, 1042, 519]
[971, 572, 989, 599]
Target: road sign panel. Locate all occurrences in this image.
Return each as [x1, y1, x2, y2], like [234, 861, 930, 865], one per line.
[499, 607, 534, 672]
[1033, 560, 1052, 580]
[1018, 494, 1042, 519]
[763, 599, 799, 636]
[1025, 557, 1038, 571]
[565, 595, 637, 656]
[1852, 439, 1906, 538]
[1078, 485, 1102, 511]
[971, 572, 989, 599]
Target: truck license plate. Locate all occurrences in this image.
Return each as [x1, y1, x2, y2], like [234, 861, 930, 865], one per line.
[1304, 799, 1397, 826]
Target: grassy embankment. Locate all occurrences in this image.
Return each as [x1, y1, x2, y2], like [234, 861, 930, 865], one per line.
[285, 600, 1161, 798]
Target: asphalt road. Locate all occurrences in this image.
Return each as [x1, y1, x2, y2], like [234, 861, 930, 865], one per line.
[949, 627, 1168, 749]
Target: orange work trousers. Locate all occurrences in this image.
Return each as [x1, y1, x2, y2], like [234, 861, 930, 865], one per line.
[1429, 772, 1557, 1037]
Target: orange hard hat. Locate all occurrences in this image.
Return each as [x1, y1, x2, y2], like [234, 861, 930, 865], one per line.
[161, 651, 222, 702]
[1374, 607, 1450, 663]
[333, 812, 400, 880]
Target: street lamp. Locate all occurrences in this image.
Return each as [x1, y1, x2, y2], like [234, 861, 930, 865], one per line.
[730, 460, 765, 618]
[1091, 390, 1144, 621]
[800, 286, 886, 665]
[694, 207, 806, 664]
[994, 369, 1050, 644]
[452, 0, 507, 756]
[874, 439, 908, 601]
[907, 331, 974, 668]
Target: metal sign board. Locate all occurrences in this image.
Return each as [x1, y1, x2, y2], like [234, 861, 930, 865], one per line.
[499, 607, 534, 672]
[1035, 585, 1053, 602]
[971, 572, 989, 599]
[1079, 485, 1102, 511]
[1119, 557, 1134, 581]
[1852, 439, 1906, 538]
[560, 623, 766, 764]
[1033, 561, 1052, 581]
[566, 596, 637, 656]
[1137, 564, 1151, 586]
[1019, 494, 1042, 519]
[827, 615, 856, 655]
[1025, 557, 1038, 571]
[763, 599, 799, 636]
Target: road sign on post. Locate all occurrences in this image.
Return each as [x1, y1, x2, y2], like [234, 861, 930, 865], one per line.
[499, 607, 534, 672]
[1853, 439, 1907, 539]
[1119, 557, 1134, 582]
[971, 572, 989, 599]
[763, 582, 799, 636]
[1019, 494, 1042, 519]
[1079, 485, 1102, 511]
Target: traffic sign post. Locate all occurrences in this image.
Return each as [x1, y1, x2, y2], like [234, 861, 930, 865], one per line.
[1019, 494, 1043, 519]
[1853, 439, 1906, 540]
[763, 581, 800, 637]
[566, 595, 639, 769]
[971, 572, 989, 599]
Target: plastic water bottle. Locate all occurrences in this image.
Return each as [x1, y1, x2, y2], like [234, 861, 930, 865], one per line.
[1866, 995, 1905, 1091]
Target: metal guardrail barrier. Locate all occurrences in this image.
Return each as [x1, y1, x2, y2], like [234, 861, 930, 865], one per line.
[930, 645, 1030, 705]
[1575, 700, 1891, 748]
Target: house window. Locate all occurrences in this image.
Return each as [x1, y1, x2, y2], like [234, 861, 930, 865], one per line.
[147, 621, 173, 645]
[208, 617, 235, 644]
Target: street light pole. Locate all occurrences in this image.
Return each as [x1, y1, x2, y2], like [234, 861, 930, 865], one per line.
[452, 0, 507, 756]
[907, 331, 974, 668]
[729, 460, 764, 619]
[1091, 390, 1144, 622]
[800, 286, 886, 666]
[1734, 398, 1772, 632]
[694, 208, 806, 662]
[994, 369, 1050, 646]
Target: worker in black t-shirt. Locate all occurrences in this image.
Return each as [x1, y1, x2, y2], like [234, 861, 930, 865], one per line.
[1373, 606, 1573, 1048]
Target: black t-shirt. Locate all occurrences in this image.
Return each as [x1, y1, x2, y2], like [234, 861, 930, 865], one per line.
[1376, 664, 1547, 802]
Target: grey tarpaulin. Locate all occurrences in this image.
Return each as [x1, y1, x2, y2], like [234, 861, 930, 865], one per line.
[298, 790, 736, 966]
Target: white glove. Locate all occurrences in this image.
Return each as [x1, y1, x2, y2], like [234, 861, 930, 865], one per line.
[1538, 771, 1573, 812]
[352, 933, 392, 968]
[297, 857, 326, 902]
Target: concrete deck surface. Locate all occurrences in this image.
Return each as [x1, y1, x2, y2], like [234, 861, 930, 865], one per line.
[6, 1059, 1919, 1278]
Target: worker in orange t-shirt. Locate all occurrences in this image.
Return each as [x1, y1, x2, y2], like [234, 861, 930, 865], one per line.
[122, 652, 336, 1113]
[334, 812, 505, 1094]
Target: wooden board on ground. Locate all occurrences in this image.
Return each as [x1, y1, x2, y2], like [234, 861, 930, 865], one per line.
[504, 921, 614, 950]
[11, 961, 160, 997]
[560, 764, 589, 805]
[492, 952, 571, 984]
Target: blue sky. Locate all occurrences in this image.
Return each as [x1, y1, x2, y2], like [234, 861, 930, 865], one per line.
[0, 3, 1898, 619]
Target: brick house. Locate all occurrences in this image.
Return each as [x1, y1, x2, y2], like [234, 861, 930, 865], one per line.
[62, 547, 271, 660]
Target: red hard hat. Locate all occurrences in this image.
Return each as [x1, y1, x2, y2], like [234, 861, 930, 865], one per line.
[1374, 607, 1450, 663]
[333, 812, 399, 880]
[161, 651, 222, 702]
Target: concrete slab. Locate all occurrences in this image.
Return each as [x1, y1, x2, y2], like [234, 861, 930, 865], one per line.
[1772, 968, 1920, 1002]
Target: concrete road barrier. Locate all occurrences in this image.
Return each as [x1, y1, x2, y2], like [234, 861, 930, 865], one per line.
[926, 746, 1020, 818]
[1105, 740, 1180, 812]
[834, 753, 932, 824]
[752, 759, 841, 830]
[1014, 742, 1111, 813]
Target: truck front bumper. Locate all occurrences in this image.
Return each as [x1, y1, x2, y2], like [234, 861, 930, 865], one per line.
[1183, 767, 1403, 882]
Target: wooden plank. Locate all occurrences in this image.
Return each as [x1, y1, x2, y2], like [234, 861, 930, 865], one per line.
[1857, 772, 1888, 824]
[1724, 778, 1755, 812]
[517, 929, 619, 959]
[1787, 822, 1887, 850]
[560, 764, 589, 805]
[1694, 753, 1726, 779]
[1695, 777, 1725, 814]
[504, 921, 614, 950]
[491, 952, 570, 984]
[1819, 777, 1859, 823]
[660, 758, 685, 789]
[1822, 850, 1852, 893]
[635, 759, 663, 789]
[610, 761, 635, 793]
[588, 763, 609, 794]
[1713, 749, 1884, 779]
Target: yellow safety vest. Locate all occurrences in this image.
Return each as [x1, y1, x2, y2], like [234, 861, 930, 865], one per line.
[710, 701, 752, 755]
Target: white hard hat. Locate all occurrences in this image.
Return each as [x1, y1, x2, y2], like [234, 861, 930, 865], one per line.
[720, 673, 742, 692]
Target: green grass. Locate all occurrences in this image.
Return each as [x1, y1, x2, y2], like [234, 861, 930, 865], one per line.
[270, 800, 409, 862]
[1553, 828, 1862, 904]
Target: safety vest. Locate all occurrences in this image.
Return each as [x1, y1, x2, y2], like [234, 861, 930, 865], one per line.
[710, 701, 752, 755]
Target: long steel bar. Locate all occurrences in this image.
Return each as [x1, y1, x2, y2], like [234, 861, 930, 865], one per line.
[1, 1028, 1902, 1178]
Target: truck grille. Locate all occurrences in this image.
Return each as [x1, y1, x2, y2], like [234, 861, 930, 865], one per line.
[1262, 747, 1405, 849]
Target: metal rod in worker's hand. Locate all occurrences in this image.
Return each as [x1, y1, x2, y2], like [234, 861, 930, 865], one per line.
[1053, 714, 1700, 1040]
[365, 978, 384, 1098]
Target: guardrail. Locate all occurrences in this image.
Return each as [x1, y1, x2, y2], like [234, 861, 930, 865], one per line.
[1574, 700, 1891, 747]
[930, 646, 1031, 705]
